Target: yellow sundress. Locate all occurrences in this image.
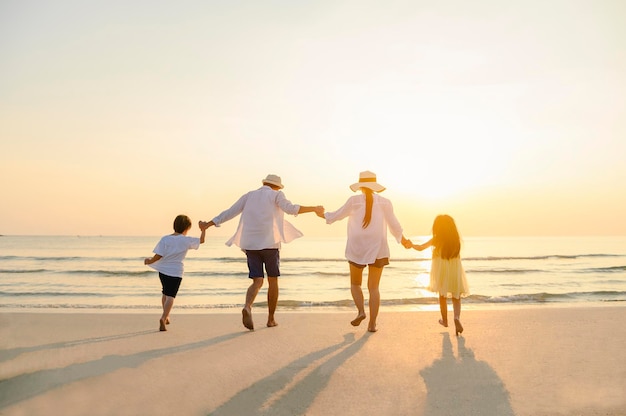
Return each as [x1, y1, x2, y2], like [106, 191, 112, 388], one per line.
[427, 254, 469, 298]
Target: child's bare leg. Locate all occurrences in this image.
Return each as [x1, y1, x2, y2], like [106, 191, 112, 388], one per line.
[438, 295, 448, 327]
[452, 297, 463, 335]
[452, 297, 461, 320]
[160, 295, 174, 331]
[161, 295, 170, 324]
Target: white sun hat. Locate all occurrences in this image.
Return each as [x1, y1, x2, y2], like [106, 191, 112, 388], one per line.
[349, 171, 386, 192]
[262, 174, 284, 189]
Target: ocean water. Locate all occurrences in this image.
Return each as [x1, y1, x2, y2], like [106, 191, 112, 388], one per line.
[0, 235, 625, 313]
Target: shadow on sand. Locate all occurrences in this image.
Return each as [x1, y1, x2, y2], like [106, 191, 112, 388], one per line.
[209, 332, 370, 416]
[0, 329, 155, 363]
[0, 331, 245, 410]
[420, 333, 515, 416]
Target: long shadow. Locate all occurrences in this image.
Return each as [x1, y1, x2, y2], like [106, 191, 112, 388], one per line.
[210, 332, 370, 416]
[0, 330, 155, 363]
[420, 333, 515, 416]
[0, 331, 245, 410]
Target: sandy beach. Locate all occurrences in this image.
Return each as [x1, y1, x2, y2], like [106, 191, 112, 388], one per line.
[1, 306, 625, 416]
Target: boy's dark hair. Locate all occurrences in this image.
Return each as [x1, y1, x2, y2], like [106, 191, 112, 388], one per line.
[173, 215, 192, 233]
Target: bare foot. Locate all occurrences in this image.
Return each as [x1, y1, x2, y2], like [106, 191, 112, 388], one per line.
[165, 317, 170, 325]
[159, 319, 167, 331]
[267, 320, 278, 328]
[367, 324, 378, 333]
[351, 314, 366, 326]
[454, 318, 464, 336]
[438, 319, 448, 328]
[242, 308, 254, 330]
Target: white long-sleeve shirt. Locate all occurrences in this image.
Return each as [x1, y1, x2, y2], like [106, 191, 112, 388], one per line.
[325, 193, 403, 265]
[211, 185, 302, 250]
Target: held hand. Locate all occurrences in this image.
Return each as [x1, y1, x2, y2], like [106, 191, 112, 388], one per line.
[198, 220, 210, 231]
[401, 237, 413, 249]
[314, 206, 325, 218]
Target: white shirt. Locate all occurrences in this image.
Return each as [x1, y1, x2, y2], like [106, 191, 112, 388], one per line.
[325, 193, 403, 265]
[149, 234, 201, 278]
[211, 185, 302, 250]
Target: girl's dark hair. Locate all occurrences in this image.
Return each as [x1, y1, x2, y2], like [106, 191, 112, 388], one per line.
[432, 214, 461, 259]
[173, 215, 192, 233]
[362, 188, 374, 228]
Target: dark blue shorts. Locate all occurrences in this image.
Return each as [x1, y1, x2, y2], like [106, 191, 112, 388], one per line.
[245, 249, 280, 278]
[159, 272, 182, 297]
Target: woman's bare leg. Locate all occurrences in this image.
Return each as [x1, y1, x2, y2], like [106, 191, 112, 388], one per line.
[349, 263, 366, 325]
[367, 265, 383, 332]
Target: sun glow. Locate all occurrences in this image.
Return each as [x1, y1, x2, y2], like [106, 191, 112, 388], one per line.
[331, 83, 524, 201]
[414, 271, 431, 289]
[378, 123, 520, 201]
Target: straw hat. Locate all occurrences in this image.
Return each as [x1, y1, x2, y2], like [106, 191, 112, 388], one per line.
[349, 171, 386, 192]
[262, 174, 284, 189]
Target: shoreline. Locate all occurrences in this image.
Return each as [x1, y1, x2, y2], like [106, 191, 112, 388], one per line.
[1, 300, 623, 314]
[2, 306, 625, 415]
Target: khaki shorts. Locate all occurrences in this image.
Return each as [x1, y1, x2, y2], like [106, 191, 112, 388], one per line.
[349, 258, 389, 269]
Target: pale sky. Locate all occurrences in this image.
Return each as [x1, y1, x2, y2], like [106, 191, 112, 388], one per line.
[2, 0, 625, 237]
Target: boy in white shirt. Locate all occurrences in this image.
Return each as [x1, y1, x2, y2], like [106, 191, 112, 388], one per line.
[145, 215, 208, 331]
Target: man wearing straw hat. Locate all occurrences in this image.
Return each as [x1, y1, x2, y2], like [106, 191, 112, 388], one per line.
[202, 174, 324, 330]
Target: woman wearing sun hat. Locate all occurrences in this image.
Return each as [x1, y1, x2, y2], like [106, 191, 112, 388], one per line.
[323, 171, 409, 332]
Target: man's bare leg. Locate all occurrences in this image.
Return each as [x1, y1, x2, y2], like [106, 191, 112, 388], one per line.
[267, 277, 279, 327]
[242, 277, 263, 330]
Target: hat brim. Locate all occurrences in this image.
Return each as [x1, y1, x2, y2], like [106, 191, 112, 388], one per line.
[263, 180, 284, 189]
[350, 182, 386, 192]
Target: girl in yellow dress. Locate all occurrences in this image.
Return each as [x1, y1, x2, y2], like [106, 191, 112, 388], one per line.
[405, 215, 469, 335]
